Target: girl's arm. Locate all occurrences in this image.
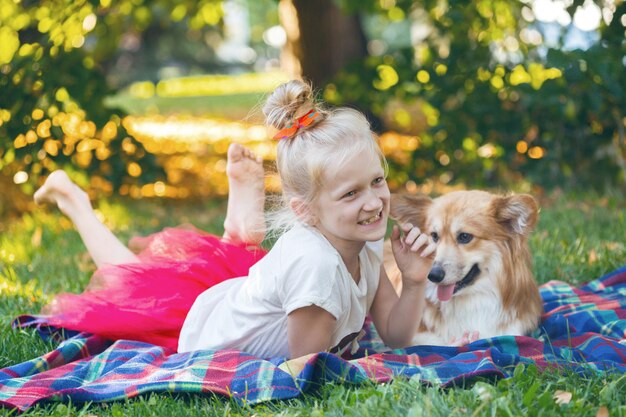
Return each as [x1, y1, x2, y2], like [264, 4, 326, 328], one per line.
[287, 305, 336, 358]
[370, 267, 426, 348]
[370, 224, 435, 348]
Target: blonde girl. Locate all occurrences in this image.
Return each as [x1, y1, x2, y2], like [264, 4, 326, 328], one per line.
[35, 80, 435, 358]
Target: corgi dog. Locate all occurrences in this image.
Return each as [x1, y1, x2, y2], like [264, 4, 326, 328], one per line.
[384, 190, 543, 345]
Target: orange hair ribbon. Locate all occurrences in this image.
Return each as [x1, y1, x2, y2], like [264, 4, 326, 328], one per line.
[272, 109, 320, 140]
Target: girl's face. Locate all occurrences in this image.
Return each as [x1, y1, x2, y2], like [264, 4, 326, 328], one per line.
[311, 147, 390, 256]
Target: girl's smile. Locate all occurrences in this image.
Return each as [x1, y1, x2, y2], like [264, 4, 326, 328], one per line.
[358, 210, 383, 226]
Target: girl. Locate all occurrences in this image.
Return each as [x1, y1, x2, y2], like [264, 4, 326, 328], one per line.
[34, 80, 435, 359]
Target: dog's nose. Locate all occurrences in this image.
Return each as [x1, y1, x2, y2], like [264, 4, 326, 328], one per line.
[428, 265, 446, 283]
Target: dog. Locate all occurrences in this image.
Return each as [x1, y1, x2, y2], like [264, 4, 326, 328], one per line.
[383, 190, 543, 345]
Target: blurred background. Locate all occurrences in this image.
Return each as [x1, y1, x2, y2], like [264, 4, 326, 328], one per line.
[1, 0, 625, 221]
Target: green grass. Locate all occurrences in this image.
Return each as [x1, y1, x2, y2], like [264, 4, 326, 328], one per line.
[105, 92, 267, 118]
[1, 193, 626, 416]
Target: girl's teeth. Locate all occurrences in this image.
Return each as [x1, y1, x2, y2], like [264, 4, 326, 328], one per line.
[360, 213, 380, 225]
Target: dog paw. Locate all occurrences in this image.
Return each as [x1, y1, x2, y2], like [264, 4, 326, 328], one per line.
[449, 330, 480, 346]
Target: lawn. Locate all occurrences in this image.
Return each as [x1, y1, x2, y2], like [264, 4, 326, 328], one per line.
[1, 192, 625, 416]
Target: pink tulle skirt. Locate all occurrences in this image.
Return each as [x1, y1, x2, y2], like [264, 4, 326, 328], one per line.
[43, 227, 266, 350]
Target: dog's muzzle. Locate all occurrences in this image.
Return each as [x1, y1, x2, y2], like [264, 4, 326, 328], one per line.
[427, 263, 481, 289]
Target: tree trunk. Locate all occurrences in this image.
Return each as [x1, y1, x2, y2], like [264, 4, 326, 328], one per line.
[278, 0, 368, 88]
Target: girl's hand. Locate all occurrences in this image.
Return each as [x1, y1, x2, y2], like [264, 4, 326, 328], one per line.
[390, 223, 436, 287]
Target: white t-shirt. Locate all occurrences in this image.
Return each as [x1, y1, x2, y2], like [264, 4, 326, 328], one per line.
[178, 224, 383, 358]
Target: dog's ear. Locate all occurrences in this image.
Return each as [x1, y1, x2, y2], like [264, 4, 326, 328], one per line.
[491, 194, 539, 236]
[390, 193, 432, 230]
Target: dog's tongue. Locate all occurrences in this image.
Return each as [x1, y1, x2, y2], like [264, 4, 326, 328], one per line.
[437, 284, 455, 302]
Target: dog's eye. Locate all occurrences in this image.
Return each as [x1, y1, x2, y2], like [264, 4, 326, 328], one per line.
[431, 232, 439, 242]
[457, 232, 473, 244]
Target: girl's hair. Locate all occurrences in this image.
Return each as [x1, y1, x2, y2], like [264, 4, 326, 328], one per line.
[263, 80, 387, 236]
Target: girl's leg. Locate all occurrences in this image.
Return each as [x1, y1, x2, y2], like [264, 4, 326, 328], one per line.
[34, 171, 140, 267]
[222, 143, 266, 245]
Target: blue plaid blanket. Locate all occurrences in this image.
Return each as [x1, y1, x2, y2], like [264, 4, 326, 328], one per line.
[1, 265, 625, 412]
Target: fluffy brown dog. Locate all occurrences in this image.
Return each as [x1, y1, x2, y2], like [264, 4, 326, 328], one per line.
[384, 190, 543, 345]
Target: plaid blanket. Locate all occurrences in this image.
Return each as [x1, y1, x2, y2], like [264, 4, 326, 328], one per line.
[2, 265, 625, 412]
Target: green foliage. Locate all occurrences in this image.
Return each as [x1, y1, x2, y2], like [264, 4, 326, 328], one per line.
[0, 0, 224, 204]
[2, 0, 624, 209]
[327, 0, 626, 190]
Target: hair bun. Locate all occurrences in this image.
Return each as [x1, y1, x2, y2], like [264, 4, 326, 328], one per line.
[263, 80, 316, 130]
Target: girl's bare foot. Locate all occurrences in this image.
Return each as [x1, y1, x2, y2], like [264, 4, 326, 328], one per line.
[34, 170, 140, 267]
[223, 143, 266, 245]
[34, 171, 92, 220]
